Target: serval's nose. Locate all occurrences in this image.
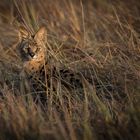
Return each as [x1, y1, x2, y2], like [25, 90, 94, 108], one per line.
[30, 52, 35, 57]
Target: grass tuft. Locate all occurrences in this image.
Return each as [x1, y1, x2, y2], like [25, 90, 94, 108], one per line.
[0, 0, 139, 140]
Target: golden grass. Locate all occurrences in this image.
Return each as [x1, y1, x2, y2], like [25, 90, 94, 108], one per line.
[0, 0, 140, 140]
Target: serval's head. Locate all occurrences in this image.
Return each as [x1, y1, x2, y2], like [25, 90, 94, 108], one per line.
[17, 26, 47, 74]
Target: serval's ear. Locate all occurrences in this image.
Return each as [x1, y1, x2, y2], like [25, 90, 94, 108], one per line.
[19, 26, 30, 40]
[34, 27, 46, 44]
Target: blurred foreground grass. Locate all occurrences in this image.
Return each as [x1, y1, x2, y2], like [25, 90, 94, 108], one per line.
[0, 0, 140, 140]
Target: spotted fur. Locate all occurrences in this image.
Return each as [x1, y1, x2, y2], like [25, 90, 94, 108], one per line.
[17, 26, 84, 92]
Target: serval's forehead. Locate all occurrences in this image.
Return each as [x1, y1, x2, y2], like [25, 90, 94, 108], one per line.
[22, 37, 37, 45]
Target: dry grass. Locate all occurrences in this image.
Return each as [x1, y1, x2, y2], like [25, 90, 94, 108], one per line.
[0, 0, 140, 140]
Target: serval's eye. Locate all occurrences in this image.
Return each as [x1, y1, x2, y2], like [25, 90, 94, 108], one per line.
[21, 41, 29, 52]
[23, 46, 28, 53]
